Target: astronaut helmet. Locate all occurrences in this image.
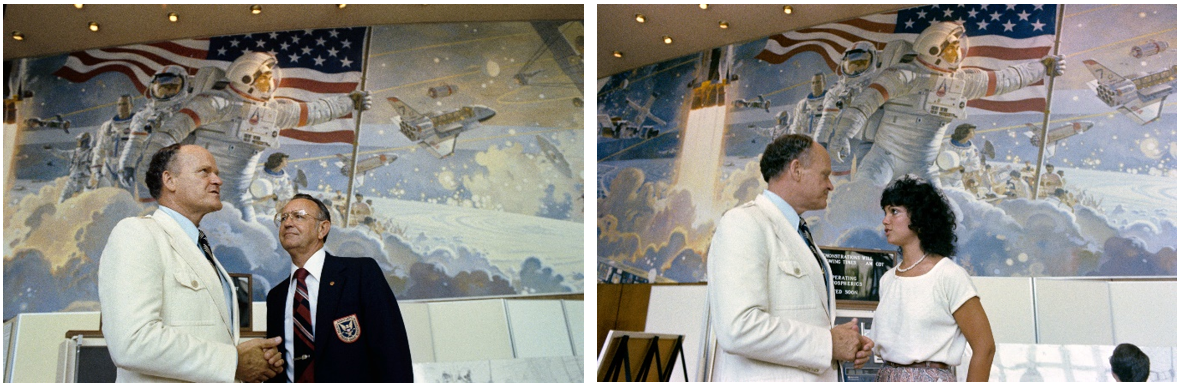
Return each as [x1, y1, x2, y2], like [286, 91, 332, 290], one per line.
[146, 65, 189, 102]
[914, 21, 967, 72]
[840, 41, 877, 78]
[226, 52, 281, 101]
[76, 131, 92, 148]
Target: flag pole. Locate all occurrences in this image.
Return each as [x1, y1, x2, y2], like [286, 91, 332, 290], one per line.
[1031, 5, 1065, 200]
[342, 27, 372, 227]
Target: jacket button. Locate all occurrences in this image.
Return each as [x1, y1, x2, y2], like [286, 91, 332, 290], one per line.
[794, 268, 801, 276]
[191, 280, 198, 288]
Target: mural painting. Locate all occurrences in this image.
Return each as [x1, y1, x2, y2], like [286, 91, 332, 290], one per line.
[597, 4, 1175, 283]
[4, 21, 585, 320]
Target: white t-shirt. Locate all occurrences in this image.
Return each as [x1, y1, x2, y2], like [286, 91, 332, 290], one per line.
[869, 258, 978, 365]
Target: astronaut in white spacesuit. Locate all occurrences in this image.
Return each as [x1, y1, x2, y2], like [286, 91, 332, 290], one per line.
[117, 65, 193, 197]
[816, 41, 884, 177]
[53, 132, 94, 203]
[251, 152, 296, 217]
[156, 51, 370, 221]
[90, 94, 134, 188]
[826, 21, 1065, 187]
[788, 72, 828, 138]
[935, 123, 981, 189]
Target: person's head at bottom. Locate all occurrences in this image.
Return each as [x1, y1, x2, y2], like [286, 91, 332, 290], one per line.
[1110, 343, 1149, 382]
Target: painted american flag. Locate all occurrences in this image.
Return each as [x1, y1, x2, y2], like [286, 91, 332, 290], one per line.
[755, 4, 1058, 113]
[53, 27, 368, 143]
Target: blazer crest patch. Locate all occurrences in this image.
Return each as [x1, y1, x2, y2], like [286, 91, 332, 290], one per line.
[333, 314, 361, 343]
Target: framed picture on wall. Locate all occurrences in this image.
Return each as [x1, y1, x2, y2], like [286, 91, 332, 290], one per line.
[822, 247, 895, 309]
[228, 273, 252, 329]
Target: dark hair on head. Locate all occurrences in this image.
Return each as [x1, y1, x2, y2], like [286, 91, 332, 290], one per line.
[952, 123, 976, 141]
[264, 152, 288, 171]
[880, 175, 957, 257]
[760, 134, 815, 183]
[146, 143, 184, 199]
[288, 193, 331, 241]
[1110, 343, 1150, 382]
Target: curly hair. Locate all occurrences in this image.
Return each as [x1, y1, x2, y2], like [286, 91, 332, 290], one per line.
[760, 134, 815, 183]
[880, 175, 958, 257]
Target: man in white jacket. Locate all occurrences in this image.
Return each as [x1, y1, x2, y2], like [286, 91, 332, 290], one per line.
[708, 134, 872, 381]
[98, 144, 283, 382]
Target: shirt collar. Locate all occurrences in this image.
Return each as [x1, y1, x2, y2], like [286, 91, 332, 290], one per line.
[291, 248, 327, 282]
[158, 205, 199, 245]
[951, 138, 973, 147]
[763, 190, 803, 228]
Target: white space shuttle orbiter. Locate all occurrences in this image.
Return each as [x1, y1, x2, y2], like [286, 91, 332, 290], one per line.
[1083, 59, 1177, 125]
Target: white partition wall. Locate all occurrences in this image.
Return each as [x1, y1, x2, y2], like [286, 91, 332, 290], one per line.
[562, 300, 584, 357]
[1108, 281, 1176, 348]
[6, 312, 100, 383]
[399, 302, 436, 363]
[506, 300, 574, 358]
[1033, 278, 1115, 345]
[643, 284, 707, 382]
[972, 276, 1037, 344]
[427, 299, 514, 362]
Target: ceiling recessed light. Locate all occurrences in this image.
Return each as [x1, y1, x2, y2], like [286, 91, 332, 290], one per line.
[338, 4, 347, 9]
[700, 4, 709, 10]
[613, 51, 624, 58]
[719, 21, 729, 29]
[250, 5, 262, 15]
[662, 36, 673, 44]
[74, 4, 83, 9]
[11, 31, 24, 41]
[168, 12, 179, 22]
[783, 6, 794, 15]
[88, 22, 100, 32]
[635, 14, 646, 23]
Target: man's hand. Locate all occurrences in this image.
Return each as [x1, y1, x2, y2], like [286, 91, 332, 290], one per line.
[853, 332, 875, 368]
[235, 336, 283, 383]
[349, 90, 373, 111]
[829, 318, 862, 362]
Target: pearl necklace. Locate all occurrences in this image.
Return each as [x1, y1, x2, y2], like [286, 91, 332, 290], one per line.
[897, 253, 930, 273]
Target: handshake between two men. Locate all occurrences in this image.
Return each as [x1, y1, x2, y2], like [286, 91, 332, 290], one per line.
[235, 337, 285, 383]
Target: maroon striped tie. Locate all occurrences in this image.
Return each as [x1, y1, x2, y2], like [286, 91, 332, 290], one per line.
[293, 268, 315, 383]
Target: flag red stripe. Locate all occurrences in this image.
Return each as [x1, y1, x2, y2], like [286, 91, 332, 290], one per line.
[278, 77, 358, 94]
[966, 45, 1052, 61]
[279, 129, 356, 143]
[52, 64, 148, 92]
[754, 44, 840, 70]
[967, 98, 1046, 113]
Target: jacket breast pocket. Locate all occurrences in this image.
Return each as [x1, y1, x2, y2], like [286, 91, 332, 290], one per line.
[164, 270, 217, 326]
[769, 260, 819, 312]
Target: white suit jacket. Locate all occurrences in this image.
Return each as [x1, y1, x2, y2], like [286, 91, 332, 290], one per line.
[707, 194, 838, 381]
[97, 208, 240, 382]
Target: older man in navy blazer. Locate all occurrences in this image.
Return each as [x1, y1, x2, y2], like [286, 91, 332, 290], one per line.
[266, 193, 413, 383]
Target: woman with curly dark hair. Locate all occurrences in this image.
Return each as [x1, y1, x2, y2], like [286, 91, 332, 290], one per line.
[868, 175, 995, 382]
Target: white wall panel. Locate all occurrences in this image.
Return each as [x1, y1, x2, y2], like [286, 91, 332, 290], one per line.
[972, 276, 1036, 344]
[1034, 278, 1113, 345]
[399, 302, 435, 363]
[506, 300, 572, 358]
[1109, 281, 1176, 348]
[644, 285, 707, 382]
[427, 300, 512, 362]
[8, 312, 99, 383]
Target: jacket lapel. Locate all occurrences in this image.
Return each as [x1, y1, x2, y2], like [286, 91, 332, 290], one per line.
[752, 196, 832, 319]
[315, 254, 346, 352]
[150, 209, 235, 338]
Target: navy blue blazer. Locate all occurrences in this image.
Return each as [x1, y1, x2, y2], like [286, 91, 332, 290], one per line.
[265, 254, 413, 383]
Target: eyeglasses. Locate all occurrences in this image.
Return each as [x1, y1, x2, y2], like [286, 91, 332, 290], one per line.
[274, 209, 323, 227]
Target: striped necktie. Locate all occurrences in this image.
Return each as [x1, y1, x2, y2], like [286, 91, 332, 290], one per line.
[293, 268, 315, 383]
[798, 220, 832, 306]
